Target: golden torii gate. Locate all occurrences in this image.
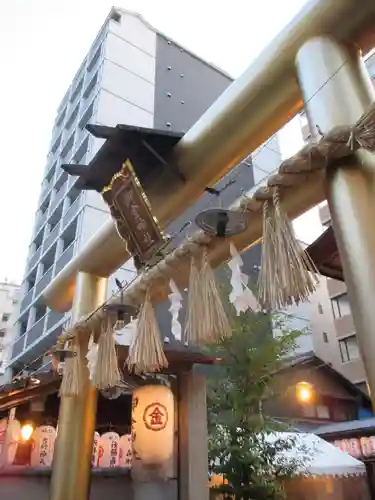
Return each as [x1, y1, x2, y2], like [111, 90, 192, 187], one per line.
[43, 0, 375, 499]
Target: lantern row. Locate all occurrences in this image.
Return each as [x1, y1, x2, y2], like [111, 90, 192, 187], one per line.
[333, 437, 375, 460]
[0, 384, 175, 469]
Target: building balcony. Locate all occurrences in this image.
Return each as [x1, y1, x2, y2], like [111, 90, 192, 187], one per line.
[74, 131, 89, 161]
[335, 314, 355, 338]
[43, 222, 60, 253]
[55, 243, 75, 276]
[340, 358, 366, 384]
[27, 246, 42, 273]
[46, 310, 65, 331]
[87, 45, 102, 74]
[39, 180, 53, 204]
[327, 278, 347, 298]
[34, 211, 47, 234]
[63, 197, 81, 227]
[45, 149, 60, 175]
[60, 131, 75, 162]
[34, 268, 53, 297]
[49, 185, 66, 214]
[64, 104, 80, 134]
[25, 314, 46, 348]
[10, 312, 68, 366]
[11, 334, 27, 360]
[70, 77, 84, 108]
[67, 175, 77, 190]
[83, 70, 99, 100]
[50, 133, 62, 156]
[20, 288, 34, 313]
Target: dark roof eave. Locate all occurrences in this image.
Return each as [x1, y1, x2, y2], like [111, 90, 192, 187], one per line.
[305, 226, 344, 282]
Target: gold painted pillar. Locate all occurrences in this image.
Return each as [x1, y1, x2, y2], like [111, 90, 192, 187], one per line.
[50, 272, 108, 500]
[296, 37, 375, 398]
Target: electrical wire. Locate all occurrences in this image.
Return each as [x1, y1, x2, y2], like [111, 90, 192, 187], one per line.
[0, 57, 351, 392]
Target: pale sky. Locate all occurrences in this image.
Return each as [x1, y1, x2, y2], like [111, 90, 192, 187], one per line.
[0, 0, 311, 284]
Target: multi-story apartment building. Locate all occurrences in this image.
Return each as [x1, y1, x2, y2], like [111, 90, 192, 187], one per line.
[8, 8, 284, 380]
[296, 50, 375, 391]
[0, 281, 20, 379]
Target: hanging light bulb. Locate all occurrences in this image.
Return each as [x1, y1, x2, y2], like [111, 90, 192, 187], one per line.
[50, 332, 76, 365]
[105, 279, 138, 332]
[114, 310, 126, 331]
[195, 188, 249, 238]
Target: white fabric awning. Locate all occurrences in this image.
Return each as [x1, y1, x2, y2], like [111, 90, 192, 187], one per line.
[271, 432, 366, 476]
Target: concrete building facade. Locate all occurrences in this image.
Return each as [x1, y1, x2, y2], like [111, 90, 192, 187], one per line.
[8, 8, 285, 379]
[0, 281, 20, 379]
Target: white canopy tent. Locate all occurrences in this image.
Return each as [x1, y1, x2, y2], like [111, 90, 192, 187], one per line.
[273, 432, 366, 476]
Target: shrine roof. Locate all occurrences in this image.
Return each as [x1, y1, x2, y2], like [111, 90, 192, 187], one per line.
[61, 124, 183, 192]
[305, 226, 344, 282]
[0, 344, 216, 411]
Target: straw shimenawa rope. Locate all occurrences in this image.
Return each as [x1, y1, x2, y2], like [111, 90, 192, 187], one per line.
[92, 317, 121, 390]
[127, 289, 168, 374]
[57, 103, 375, 356]
[59, 341, 82, 397]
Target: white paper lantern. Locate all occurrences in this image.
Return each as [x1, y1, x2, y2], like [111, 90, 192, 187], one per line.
[98, 432, 120, 467]
[132, 384, 174, 465]
[30, 425, 56, 467]
[360, 437, 371, 457]
[369, 436, 375, 456]
[0, 418, 21, 465]
[119, 434, 132, 468]
[347, 438, 361, 458]
[91, 431, 100, 467]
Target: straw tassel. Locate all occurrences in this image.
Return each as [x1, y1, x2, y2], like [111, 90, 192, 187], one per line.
[258, 188, 318, 310]
[185, 249, 231, 344]
[59, 340, 82, 397]
[200, 249, 231, 342]
[92, 317, 121, 390]
[257, 199, 282, 310]
[184, 255, 203, 344]
[127, 289, 168, 374]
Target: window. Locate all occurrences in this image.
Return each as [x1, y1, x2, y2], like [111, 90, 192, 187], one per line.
[339, 335, 360, 362]
[316, 405, 330, 419]
[322, 332, 329, 343]
[302, 404, 315, 418]
[1, 314, 9, 323]
[318, 303, 324, 314]
[331, 293, 351, 319]
[0, 329, 5, 337]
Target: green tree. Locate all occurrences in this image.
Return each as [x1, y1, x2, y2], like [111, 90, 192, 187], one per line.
[207, 310, 310, 500]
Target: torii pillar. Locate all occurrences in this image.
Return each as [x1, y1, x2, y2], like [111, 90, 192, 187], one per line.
[296, 37, 375, 400]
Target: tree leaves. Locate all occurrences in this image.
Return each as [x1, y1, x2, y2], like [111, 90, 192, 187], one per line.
[207, 309, 308, 500]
